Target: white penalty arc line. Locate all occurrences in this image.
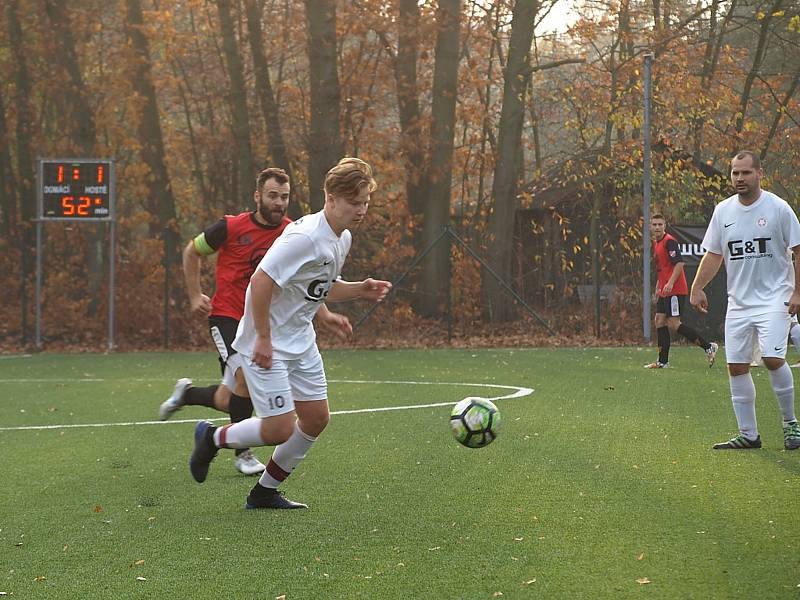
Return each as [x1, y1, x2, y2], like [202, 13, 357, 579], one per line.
[0, 380, 533, 432]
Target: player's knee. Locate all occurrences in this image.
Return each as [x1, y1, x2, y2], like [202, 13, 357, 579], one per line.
[728, 363, 750, 376]
[261, 417, 295, 445]
[298, 411, 329, 437]
[763, 357, 785, 371]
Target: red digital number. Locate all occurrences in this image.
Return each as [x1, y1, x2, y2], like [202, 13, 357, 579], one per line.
[77, 196, 91, 216]
[61, 196, 75, 216]
[97, 165, 104, 184]
[57, 165, 64, 183]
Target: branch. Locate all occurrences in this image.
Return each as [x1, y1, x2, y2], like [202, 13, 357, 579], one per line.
[524, 57, 586, 76]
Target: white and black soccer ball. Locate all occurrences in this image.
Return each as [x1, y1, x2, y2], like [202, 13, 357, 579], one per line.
[449, 398, 501, 448]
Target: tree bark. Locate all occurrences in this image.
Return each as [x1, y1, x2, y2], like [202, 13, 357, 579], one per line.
[243, 0, 299, 217]
[304, 0, 343, 211]
[418, 0, 461, 318]
[7, 0, 36, 342]
[0, 87, 17, 238]
[760, 68, 800, 161]
[216, 0, 256, 208]
[125, 0, 181, 346]
[477, 5, 501, 233]
[395, 0, 426, 216]
[170, 59, 209, 202]
[125, 1, 179, 243]
[692, 0, 720, 161]
[733, 0, 783, 139]
[43, 0, 106, 317]
[43, 0, 97, 151]
[482, 0, 537, 322]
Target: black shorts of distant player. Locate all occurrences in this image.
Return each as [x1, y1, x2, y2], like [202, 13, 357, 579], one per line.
[655, 295, 686, 318]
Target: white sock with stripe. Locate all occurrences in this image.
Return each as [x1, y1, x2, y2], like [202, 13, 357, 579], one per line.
[259, 421, 318, 489]
[729, 373, 758, 440]
[767, 362, 797, 424]
[213, 417, 264, 448]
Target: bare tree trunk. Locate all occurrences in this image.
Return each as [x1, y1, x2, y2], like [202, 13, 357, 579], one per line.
[418, 0, 460, 318]
[477, 5, 501, 231]
[619, 0, 637, 140]
[527, 83, 542, 177]
[243, 0, 299, 217]
[125, 0, 178, 276]
[125, 0, 178, 238]
[7, 0, 36, 343]
[689, 0, 738, 161]
[125, 0, 180, 347]
[216, 0, 255, 207]
[652, 0, 662, 32]
[395, 0, 426, 216]
[0, 91, 17, 239]
[482, 0, 536, 322]
[304, 0, 343, 211]
[692, 0, 720, 161]
[43, 0, 97, 151]
[760, 69, 800, 161]
[733, 0, 783, 139]
[43, 0, 105, 317]
[170, 59, 209, 201]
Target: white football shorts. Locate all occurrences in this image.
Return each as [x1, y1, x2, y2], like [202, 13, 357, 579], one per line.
[221, 353, 244, 390]
[240, 345, 328, 418]
[724, 311, 792, 364]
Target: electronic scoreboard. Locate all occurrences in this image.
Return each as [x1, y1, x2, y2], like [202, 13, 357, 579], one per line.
[38, 158, 114, 220]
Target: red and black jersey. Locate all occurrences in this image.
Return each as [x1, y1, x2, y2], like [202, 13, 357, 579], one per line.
[200, 212, 291, 319]
[653, 232, 688, 296]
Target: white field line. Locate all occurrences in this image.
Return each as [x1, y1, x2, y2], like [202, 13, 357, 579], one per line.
[0, 379, 533, 432]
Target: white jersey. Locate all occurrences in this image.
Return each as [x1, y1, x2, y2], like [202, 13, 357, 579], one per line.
[233, 210, 351, 359]
[701, 190, 800, 317]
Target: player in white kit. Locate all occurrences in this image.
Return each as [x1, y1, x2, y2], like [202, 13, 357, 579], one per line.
[188, 157, 392, 508]
[690, 151, 800, 450]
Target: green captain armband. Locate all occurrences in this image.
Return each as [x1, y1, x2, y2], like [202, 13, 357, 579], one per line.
[193, 233, 216, 256]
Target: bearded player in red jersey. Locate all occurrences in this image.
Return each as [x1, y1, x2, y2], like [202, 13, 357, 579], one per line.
[644, 213, 718, 369]
[158, 167, 350, 475]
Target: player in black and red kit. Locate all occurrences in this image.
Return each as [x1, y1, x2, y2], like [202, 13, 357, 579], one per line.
[159, 167, 349, 475]
[645, 213, 718, 369]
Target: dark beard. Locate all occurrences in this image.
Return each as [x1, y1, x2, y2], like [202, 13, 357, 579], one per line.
[258, 201, 284, 226]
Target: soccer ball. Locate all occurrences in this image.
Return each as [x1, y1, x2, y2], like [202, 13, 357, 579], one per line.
[449, 398, 501, 448]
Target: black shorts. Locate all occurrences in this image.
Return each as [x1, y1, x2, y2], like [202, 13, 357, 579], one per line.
[656, 295, 686, 318]
[208, 315, 240, 377]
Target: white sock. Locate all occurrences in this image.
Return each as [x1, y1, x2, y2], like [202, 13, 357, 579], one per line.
[729, 373, 758, 439]
[791, 323, 800, 355]
[767, 362, 797, 424]
[259, 421, 317, 489]
[213, 417, 264, 448]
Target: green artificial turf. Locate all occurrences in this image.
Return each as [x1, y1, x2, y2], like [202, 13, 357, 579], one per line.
[1, 347, 798, 598]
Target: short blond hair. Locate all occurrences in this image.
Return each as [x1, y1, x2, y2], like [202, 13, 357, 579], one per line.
[324, 157, 377, 201]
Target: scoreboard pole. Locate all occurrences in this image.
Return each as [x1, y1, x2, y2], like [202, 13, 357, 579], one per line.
[34, 217, 42, 348]
[35, 158, 116, 350]
[108, 218, 116, 351]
